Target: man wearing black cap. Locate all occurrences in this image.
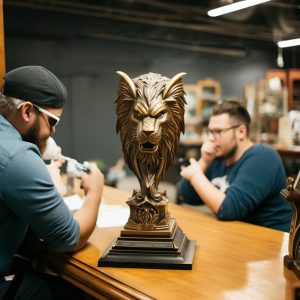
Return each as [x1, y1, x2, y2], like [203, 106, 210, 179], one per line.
[0, 66, 104, 299]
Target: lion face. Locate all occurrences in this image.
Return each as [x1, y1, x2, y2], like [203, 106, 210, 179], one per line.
[132, 97, 168, 154]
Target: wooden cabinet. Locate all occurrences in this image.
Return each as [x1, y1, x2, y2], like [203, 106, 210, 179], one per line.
[265, 69, 300, 111]
[196, 78, 221, 124]
[265, 69, 288, 88]
[255, 77, 288, 144]
[183, 78, 221, 138]
[288, 69, 300, 110]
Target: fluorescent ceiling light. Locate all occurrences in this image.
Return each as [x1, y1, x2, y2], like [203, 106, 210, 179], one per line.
[278, 38, 300, 48]
[208, 0, 271, 17]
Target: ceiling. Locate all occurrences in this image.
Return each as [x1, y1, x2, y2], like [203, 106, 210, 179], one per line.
[3, 0, 300, 58]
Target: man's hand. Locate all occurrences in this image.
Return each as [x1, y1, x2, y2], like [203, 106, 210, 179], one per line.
[200, 140, 217, 171]
[80, 163, 104, 197]
[180, 158, 203, 181]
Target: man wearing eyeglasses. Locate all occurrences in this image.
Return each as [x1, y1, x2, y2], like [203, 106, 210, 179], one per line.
[179, 100, 291, 232]
[0, 66, 103, 299]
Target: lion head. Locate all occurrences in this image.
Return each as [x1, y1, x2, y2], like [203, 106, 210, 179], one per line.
[115, 71, 186, 202]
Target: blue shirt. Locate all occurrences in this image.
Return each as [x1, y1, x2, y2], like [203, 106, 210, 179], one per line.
[179, 144, 292, 232]
[0, 115, 80, 275]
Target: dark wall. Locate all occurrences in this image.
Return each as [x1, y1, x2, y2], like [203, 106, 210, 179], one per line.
[3, 6, 299, 167]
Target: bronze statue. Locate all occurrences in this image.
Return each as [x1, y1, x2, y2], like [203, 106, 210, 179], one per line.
[99, 71, 196, 269]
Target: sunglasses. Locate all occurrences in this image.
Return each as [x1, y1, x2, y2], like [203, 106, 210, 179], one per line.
[16, 101, 60, 128]
[32, 104, 60, 128]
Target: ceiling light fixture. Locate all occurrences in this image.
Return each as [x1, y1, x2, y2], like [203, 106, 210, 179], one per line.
[276, 46, 284, 68]
[278, 38, 300, 48]
[207, 0, 271, 17]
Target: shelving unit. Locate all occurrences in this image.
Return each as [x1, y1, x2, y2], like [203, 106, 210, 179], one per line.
[183, 78, 221, 139]
[255, 77, 288, 144]
[265, 69, 288, 88]
[195, 78, 221, 124]
[288, 69, 300, 110]
[265, 69, 300, 111]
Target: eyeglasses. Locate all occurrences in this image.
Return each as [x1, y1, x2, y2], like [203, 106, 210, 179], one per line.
[206, 124, 241, 138]
[32, 104, 60, 128]
[16, 101, 60, 128]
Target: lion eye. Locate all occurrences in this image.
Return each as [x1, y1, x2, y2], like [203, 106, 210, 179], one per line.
[135, 112, 143, 119]
[156, 112, 165, 119]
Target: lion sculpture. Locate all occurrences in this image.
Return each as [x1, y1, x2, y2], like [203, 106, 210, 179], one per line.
[116, 71, 186, 203]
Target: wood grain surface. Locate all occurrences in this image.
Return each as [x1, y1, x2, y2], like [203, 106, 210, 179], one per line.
[39, 185, 297, 300]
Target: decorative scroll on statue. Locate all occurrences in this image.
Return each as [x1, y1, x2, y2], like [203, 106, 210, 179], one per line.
[98, 71, 196, 269]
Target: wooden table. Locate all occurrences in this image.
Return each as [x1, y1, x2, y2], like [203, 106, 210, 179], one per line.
[273, 144, 300, 160]
[39, 186, 297, 300]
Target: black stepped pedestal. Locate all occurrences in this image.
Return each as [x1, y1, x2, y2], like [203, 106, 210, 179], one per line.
[98, 220, 196, 270]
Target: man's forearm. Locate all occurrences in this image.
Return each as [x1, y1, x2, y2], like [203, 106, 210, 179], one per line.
[198, 157, 211, 173]
[73, 191, 101, 250]
[190, 171, 225, 214]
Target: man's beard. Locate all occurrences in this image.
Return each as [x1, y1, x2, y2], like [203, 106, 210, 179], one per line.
[22, 118, 48, 154]
[218, 138, 238, 160]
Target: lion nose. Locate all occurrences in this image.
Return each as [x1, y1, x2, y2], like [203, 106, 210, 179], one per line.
[142, 117, 155, 136]
[143, 131, 154, 138]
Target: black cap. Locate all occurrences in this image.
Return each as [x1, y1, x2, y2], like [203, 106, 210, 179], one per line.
[3, 66, 67, 108]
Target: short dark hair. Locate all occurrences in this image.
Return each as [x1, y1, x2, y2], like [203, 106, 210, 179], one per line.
[0, 93, 18, 118]
[211, 100, 251, 134]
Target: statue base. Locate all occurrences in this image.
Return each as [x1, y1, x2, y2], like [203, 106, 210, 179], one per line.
[98, 219, 196, 270]
[284, 255, 300, 278]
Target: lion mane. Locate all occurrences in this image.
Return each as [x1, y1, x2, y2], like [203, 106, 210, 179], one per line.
[115, 72, 186, 201]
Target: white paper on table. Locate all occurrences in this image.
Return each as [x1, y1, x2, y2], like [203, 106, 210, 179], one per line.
[97, 200, 129, 228]
[63, 194, 84, 211]
[63, 195, 129, 228]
